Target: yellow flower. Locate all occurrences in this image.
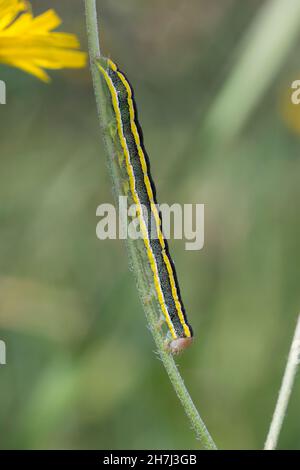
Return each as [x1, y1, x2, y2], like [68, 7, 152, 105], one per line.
[0, 0, 86, 82]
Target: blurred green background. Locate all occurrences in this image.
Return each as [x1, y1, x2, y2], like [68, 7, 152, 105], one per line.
[0, 0, 300, 450]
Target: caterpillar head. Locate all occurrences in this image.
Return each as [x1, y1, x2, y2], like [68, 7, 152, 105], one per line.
[169, 337, 193, 354]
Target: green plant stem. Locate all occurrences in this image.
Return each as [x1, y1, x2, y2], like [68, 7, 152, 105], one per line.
[84, 0, 217, 450]
[264, 315, 300, 450]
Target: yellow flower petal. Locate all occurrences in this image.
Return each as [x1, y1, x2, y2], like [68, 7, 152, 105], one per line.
[25, 9, 62, 33]
[0, 12, 33, 35]
[0, 1, 86, 81]
[3, 9, 61, 36]
[0, 1, 28, 31]
[3, 58, 51, 82]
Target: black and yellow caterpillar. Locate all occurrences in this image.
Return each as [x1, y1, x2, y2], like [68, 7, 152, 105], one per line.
[97, 58, 193, 353]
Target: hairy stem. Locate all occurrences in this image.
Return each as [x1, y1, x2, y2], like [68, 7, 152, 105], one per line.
[84, 0, 217, 450]
[265, 315, 300, 450]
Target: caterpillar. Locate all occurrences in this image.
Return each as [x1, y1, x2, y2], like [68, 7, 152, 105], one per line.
[97, 58, 193, 354]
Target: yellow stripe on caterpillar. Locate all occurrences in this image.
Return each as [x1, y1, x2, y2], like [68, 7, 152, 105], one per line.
[96, 58, 193, 352]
